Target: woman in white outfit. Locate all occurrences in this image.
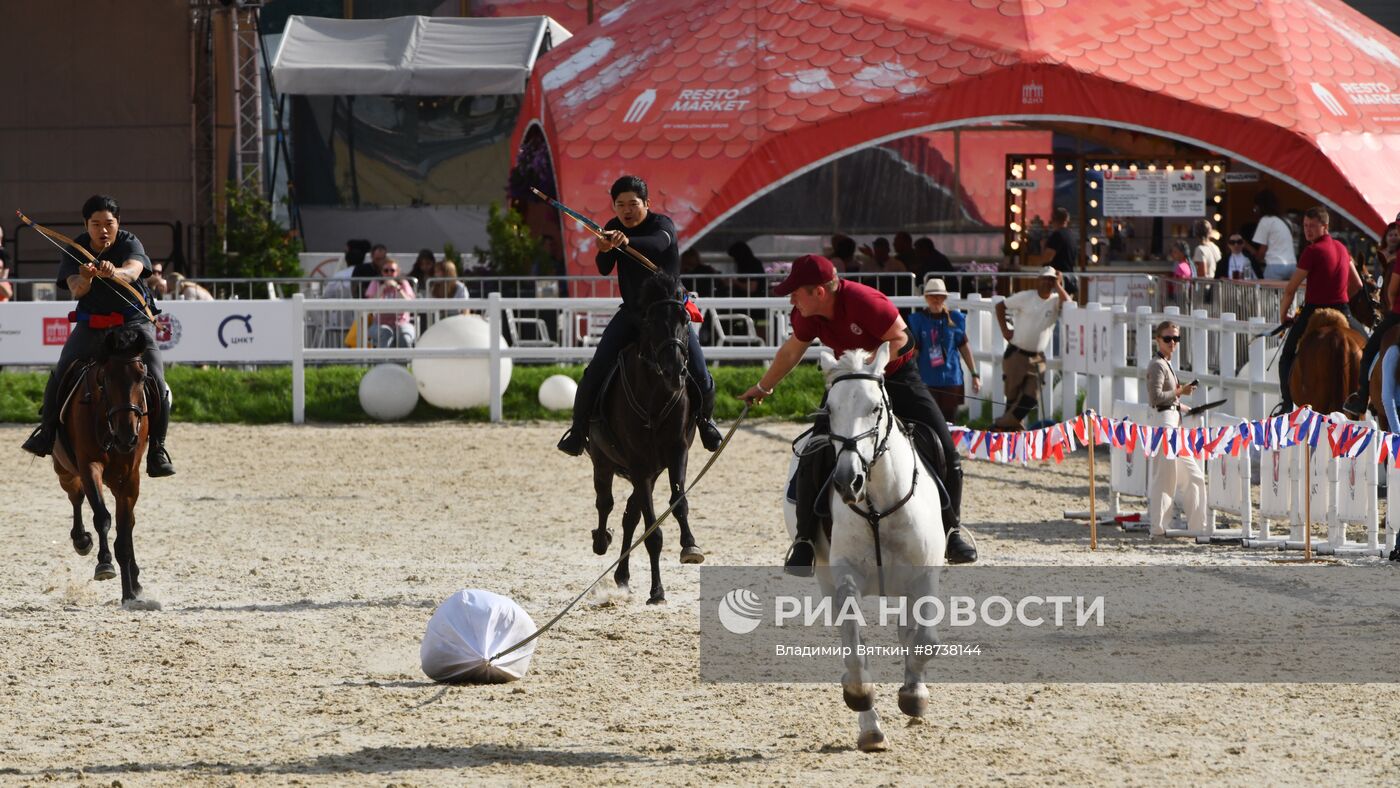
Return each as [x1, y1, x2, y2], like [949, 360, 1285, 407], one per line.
[1145, 320, 1208, 537]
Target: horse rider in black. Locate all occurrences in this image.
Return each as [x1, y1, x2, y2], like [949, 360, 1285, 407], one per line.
[557, 175, 723, 456]
[1276, 206, 1366, 414]
[739, 254, 977, 573]
[21, 195, 175, 477]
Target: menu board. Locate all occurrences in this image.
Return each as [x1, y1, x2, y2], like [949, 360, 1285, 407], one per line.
[1101, 171, 1206, 217]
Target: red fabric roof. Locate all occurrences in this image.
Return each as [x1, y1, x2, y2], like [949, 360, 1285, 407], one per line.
[513, 0, 1400, 270]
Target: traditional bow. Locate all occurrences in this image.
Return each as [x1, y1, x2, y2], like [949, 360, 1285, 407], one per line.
[529, 187, 659, 272]
[16, 210, 157, 324]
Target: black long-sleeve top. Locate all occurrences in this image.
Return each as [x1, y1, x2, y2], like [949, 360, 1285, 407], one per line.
[595, 212, 680, 310]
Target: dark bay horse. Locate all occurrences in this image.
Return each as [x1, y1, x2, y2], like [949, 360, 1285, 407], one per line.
[52, 326, 157, 608]
[1290, 308, 1364, 416]
[588, 272, 705, 604]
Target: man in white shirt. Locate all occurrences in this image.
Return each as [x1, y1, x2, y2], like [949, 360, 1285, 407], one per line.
[1248, 190, 1296, 280]
[992, 267, 1070, 430]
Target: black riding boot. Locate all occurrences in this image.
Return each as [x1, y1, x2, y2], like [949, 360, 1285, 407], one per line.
[558, 369, 602, 456]
[696, 381, 723, 452]
[942, 466, 977, 564]
[146, 386, 175, 477]
[786, 437, 833, 577]
[21, 373, 59, 458]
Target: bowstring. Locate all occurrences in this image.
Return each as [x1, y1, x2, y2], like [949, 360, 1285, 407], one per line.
[28, 225, 152, 324]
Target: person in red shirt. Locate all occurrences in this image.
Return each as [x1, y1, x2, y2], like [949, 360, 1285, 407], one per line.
[740, 255, 977, 572]
[1345, 221, 1400, 418]
[1277, 205, 1366, 413]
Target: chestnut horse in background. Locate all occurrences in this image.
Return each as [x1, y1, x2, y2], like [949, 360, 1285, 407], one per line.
[1289, 308, 1364, 417]
[52, 326, 157, 608]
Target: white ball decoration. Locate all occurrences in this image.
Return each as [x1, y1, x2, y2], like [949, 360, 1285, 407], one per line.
[412, 315, 513, 409]
[358, 363, 419, 421]
[538, 374, 577, 411]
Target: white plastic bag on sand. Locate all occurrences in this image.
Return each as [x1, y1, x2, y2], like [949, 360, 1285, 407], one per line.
[420, 589, 537, 683]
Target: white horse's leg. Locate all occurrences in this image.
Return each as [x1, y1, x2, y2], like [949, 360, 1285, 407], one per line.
[898, 568, 939, 718]
[856, 709, 886, 752]
[835, 572, 875, 712]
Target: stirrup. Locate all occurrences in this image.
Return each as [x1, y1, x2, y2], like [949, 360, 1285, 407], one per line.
[21, 424, 55, 458]
[146, 444, 176, 478]
[557, 427, 586, 457]
[783, 539, 816, 577]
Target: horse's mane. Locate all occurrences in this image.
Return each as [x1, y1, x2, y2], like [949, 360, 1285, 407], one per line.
[834, 349, 873, 374]
[100, 326, 148, 361]
[1305, 308, 1352, 337]
[639, 271, 682, 307]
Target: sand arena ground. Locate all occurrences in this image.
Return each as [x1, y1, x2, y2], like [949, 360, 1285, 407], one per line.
[1, 421, 1398, 785]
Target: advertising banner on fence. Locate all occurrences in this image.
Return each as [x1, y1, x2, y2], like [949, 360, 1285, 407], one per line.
[0, 301, 296, 364]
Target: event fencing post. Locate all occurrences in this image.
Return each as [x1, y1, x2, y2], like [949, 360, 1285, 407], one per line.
[1247, 316, 1270, 421]
[292, 294, 306, 425]
[1387, 464, 1400, 555]
[1203, 413, 1253, 543]
[1110, 305, 1130, 405]
[1188, 308, 1210, 407]
[1106, 400, 1151, 529]
[1133, 305, 1153, 404]
[1285, 442, 1333, 554]
[488, 292, 503, 423]
[1217, 312, 1239, 414]
[1059, 302, 1079, 422]
[1318, 416, 1381, 556]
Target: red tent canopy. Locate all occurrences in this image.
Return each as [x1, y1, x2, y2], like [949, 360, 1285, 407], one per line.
[513, 0, 1400, 271]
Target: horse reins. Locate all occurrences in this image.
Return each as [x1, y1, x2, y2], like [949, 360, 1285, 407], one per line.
[486, 403, 752, 666]
[89, 359, 148, 454]
[619, 299, 693, 428]
[823, 372, 922, 596]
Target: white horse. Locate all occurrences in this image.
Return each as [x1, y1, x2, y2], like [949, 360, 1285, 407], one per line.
[784, 345, 946, 752]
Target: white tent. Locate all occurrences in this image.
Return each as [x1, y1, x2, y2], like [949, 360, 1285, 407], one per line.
[272, 15, 571, 96]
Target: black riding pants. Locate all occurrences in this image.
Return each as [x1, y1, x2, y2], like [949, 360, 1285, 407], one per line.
[1279, 303, 1364, 406]
[40, 321, 168, 442]
[569, 308, 713, 432]
[793, 361, 963, 544]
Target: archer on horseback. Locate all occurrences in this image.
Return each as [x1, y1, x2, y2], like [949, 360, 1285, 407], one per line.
[556, 175, 723, 457]
[739, 254, 977, 572]
[1276, 205, 1367, 414]
[20, 195, 175, 477]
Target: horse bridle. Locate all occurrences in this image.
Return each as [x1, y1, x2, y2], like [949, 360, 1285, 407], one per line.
[823, 371, 921, 595]
[92, 359, 149, 453]
[640, 298, 691, 377]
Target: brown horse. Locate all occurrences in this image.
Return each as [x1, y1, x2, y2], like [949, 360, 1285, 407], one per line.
[1289, 308, 1364, 416]
[52, 326, 158, 608]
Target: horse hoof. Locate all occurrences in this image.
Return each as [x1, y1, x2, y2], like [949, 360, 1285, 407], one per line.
[898, 685, 929, 718]
[857, 729, 888, 753]
[122, 596, 162, 611]
[72, 533, 93, 557]
[592, 528, 613, 556]
[843, 685, 875, 712]
[93, 563, 117, 581]
[679, 546, 705, 564]
[646, 593, 666, 605]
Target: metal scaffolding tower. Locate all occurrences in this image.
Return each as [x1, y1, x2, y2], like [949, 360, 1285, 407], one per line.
[189, 0, 264, 263]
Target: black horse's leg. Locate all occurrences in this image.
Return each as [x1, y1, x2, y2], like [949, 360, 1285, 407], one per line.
[640, 477, 665, 605]
[615, 487, 645, 593]
[81, 467, 116, 582]
[591, 459, 615, 556]
[668, 449, 703, 564]
[112, 487, 141, 603]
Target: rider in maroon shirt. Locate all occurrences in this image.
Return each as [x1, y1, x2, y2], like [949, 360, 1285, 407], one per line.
[740, 255, 977, 572]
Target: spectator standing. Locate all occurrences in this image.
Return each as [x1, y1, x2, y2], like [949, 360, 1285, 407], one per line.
[830, 235, 858, 273]
[891, 231, 916, 273]
[1167, 239, 1194, 307]
[857, 237, 893, 272]
[365, 260, 417, 348]
[1248, 190, 1297, 280]
[1145, 319, 1207, 537]
[992, 267, 1069, 430]
[680, 248, 721, 298]
[907, 278, 980, 423]
[1029, 207, 1078, 296]
[1192, 219, 1221, 278]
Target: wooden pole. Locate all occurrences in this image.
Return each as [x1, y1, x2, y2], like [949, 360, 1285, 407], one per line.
[1089, 437, 1098, 551]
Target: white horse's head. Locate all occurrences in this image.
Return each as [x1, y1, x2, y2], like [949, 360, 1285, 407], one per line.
[820, 344, 891, 505]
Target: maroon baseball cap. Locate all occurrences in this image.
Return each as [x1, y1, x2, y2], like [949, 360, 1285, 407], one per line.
[772, 254, 838, 296]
